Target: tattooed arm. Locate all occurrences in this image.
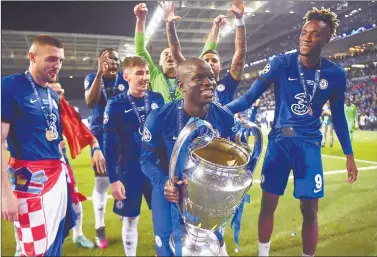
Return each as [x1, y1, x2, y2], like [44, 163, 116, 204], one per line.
[163, 1, 186, 64]
[166, 21, 186, 64]
[229, 1, 246, 81]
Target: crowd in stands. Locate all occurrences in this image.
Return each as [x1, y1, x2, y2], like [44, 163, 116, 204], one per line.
[346, 74, 377, 130]
[347, 65, 377, 79]
[245, 2, 377, 64]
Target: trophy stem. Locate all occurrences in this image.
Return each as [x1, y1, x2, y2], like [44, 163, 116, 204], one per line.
[169, 225, 220, 256]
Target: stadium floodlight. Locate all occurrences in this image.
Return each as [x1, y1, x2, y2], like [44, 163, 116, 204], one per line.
[351, 64, 366, 68]
[290, 10, 294, 14]
[145, 5, 164, 44]
[265, 9, 270, 13]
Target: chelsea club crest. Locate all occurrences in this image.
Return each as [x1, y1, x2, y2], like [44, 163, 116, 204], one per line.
[118, 84, 126, 92]
[319, 79, 328, 90]
[116, 200, 124, 209]
[217, 84, 225, 92]
[151, 103, 159, 110]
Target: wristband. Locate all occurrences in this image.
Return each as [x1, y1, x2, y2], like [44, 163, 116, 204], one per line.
[92, 147, 101, 153]
[235, 17, 245, 26]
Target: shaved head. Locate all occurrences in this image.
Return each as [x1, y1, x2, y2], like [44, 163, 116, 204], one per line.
[177, 57, 211, 84]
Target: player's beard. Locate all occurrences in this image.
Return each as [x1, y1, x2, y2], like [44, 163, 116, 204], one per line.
[43, 70, 58, 83]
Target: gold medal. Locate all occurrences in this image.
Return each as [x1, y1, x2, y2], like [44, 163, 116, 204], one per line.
[308, 106, 313, 116]
[46, 129, 55, 141]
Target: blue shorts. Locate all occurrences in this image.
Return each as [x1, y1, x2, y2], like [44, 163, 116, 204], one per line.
[261, 136, 324, 199]
[151, 185, 175, 256]
[113, 164, 152, 217]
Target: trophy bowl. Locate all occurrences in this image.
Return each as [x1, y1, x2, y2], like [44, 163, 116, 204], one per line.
[169, 119, 262, 256]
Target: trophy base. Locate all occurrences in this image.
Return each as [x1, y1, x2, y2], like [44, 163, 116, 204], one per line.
[169, 226, 220, 256]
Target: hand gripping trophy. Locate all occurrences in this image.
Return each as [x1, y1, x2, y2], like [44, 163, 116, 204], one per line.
[168, 118, 263, 256]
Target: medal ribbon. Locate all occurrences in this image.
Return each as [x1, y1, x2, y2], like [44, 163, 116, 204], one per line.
[25, 71, 53, 129]
[127, 90, 149, 133]
[297, 55, 321, 111]
[101, 72, 119, 101]
[165, 75, 178, 101]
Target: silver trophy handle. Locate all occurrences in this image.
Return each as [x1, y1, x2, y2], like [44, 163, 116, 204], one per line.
[169, 118, 215, 181]
[235, 120, 263, 174]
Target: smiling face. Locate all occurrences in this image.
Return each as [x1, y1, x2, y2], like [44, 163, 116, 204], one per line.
[29, 44, 64, 84]
[103, 50, 120, 79]
[178, 58, 217, 106]
[159, 48, 176, 74]
[125, 65, 150, 94]
[299, 20, 331, 57]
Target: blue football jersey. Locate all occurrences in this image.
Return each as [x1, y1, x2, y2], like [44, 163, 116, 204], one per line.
[141, 99, 237, 184]
[216, 73, 239, 106]
[2, 74, 62, 160]
[103, 91, 164, 183]
[259, 52, 346, 138]
[84, 71, 129, 137]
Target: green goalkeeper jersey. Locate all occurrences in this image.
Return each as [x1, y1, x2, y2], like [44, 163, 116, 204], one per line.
[135, 32, 216, 103]
[344, 103, 358, 131]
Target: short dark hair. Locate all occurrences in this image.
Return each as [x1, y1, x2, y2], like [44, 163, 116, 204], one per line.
[304, 7, 340, 37]
[200, 49, 220, 58]
[98, 48, 117, 57]
[31, 35, 63, 48]
[122, 56, 148, 69]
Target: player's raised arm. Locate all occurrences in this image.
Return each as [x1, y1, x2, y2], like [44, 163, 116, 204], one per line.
[199, 15, 227, 58]
[134, 3, 156, 70]
[162, 1, 186, 65]
[229, 0, 247, 81]
[85, 51, 111, 109]
[329, 72, 358, 183]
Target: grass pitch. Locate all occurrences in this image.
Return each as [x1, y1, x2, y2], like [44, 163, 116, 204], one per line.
[2, 130, 377, 256]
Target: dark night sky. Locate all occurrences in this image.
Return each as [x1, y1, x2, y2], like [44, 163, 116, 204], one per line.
[1, 1, 158, 37]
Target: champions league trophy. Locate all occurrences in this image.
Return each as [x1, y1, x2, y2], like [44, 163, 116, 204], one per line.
[168, 118, 263, 256]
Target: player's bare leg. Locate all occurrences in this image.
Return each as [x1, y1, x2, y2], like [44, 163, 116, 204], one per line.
[300, 199, 319, 256]
[258, 191, 280, 256]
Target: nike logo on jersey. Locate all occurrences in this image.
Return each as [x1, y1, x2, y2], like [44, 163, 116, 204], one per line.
[313, 188, 322, 193]
[288, 77, 298, 81]
[30, 99, 38, 103]
[173, 136, 178, 140]
[124, 109, 133, 113]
